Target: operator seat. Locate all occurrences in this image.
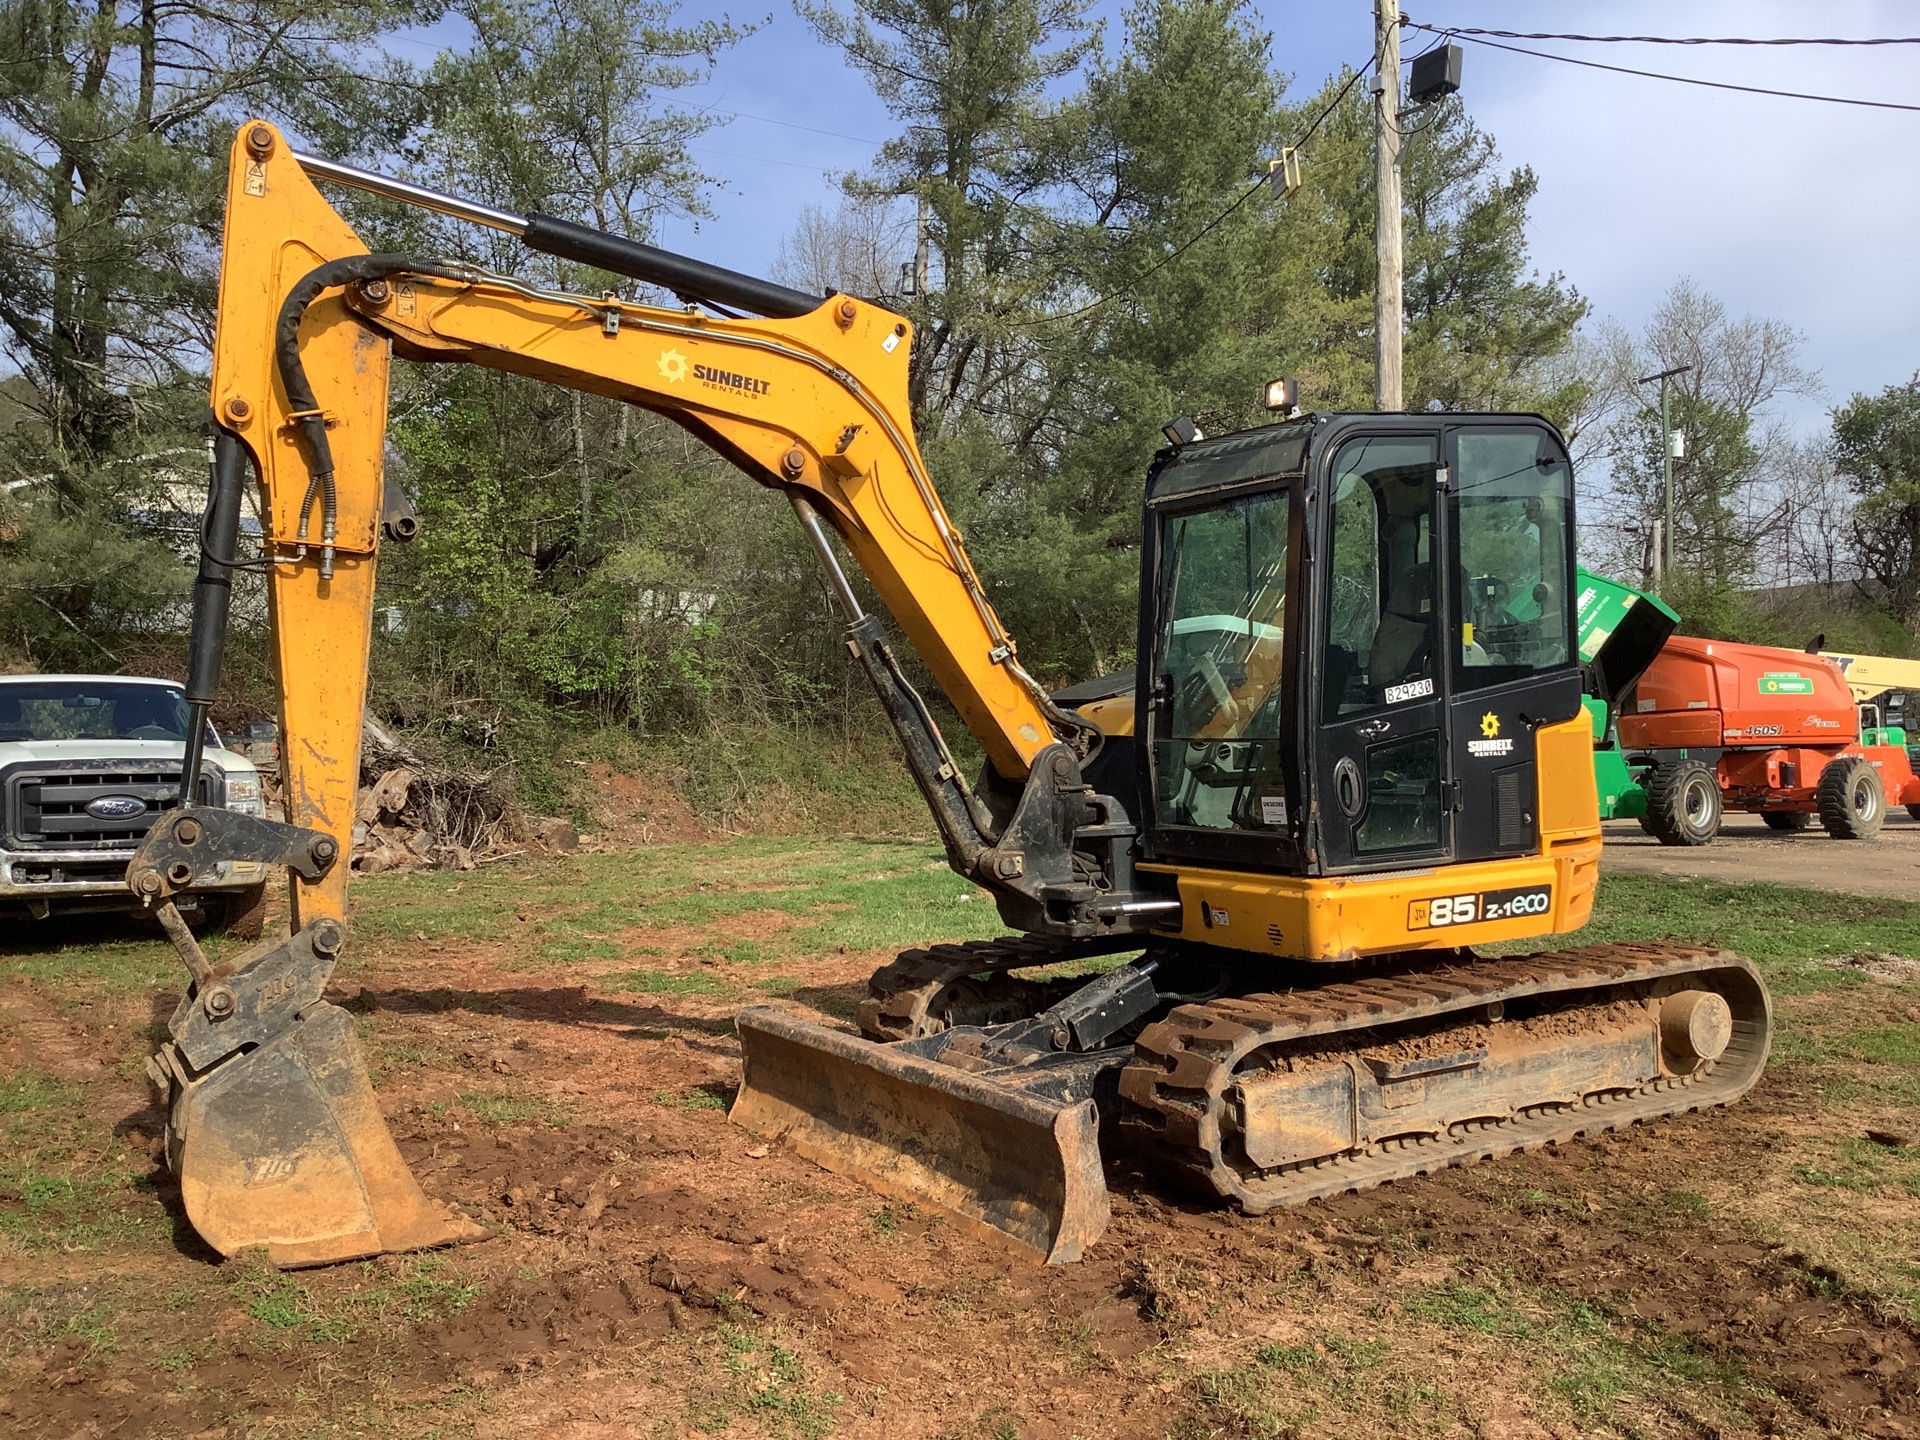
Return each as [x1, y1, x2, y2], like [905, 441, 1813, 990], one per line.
[1369, 561, 1433, 690]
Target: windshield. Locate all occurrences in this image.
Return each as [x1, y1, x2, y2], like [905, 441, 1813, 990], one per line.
[1150, 488, 1295, 833]
[0, 682, 198, 744]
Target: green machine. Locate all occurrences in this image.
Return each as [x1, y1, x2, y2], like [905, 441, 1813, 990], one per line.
[1576, 569, 1682, 822]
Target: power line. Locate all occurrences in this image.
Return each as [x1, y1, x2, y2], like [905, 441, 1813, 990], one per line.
[1425, 27, 1920, 48]
[688, 144, 838, 176]
[1406, 22, 1920, 114]
[1026, 59, 1376, 327]
[716, 109, 883, 147]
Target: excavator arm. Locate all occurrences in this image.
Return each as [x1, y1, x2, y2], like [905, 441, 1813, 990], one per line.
[200, 122, 1102, 920]
[128, 122, 1162, 1266]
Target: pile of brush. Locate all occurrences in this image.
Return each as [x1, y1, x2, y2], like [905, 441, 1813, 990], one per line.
[351, 715, 536, 872]
[257, 715, 576, 872]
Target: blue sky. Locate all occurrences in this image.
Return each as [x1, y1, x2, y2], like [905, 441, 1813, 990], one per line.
[603, 0, 1918, 434]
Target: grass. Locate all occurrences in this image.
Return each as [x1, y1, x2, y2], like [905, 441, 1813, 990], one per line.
[1401, 1270, 1756, 1425]
[7, 830, 1920, 1433]
[227, 1255, 483, 1347]
[456, 1087, 572, 1128]
[609, 967, 731, 997]
[0, 1071, 162, 1254]
[1550, 871, 1920, 990]
[1188, 1327, 1410, 1437]
[693, 1320, 843, 1439]
[350, 839, 1004, 972]
[1, 1072, 82, 1113]
[653, 1084, 731, 1113]
[1794, 1135, 1920, 1198]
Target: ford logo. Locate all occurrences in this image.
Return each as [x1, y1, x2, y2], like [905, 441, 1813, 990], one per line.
[86, 795, 147, 820]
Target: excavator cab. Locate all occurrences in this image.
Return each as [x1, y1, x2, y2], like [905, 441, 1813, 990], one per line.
[1139, 415, 1581, 883]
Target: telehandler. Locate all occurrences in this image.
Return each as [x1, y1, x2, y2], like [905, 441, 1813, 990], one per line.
[130, 123, 1771, 1268]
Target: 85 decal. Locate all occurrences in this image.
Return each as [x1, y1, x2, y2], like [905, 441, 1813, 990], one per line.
[1409, 885, 1552, 930]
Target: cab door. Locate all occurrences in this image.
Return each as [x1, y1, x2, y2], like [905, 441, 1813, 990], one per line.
[1442, 423, 1584, 863]
[1313, 432, 1453, 873]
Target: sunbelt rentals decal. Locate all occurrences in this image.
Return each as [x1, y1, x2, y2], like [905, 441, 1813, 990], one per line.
[656, 348, 772, 397]
[1759, 670, 1815, 695]
[1467, 711, 1513, 758]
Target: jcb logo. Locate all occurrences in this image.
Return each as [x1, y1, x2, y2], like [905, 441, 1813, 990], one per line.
[246, 1155, 298, 1185]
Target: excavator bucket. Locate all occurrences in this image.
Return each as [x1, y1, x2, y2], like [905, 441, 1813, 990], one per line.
[147, 922, 486, 1268]
[731, 1007, 1110, 1264]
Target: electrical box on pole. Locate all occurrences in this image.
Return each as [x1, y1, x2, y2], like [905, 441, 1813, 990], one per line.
[1409, 43, 1463, 105]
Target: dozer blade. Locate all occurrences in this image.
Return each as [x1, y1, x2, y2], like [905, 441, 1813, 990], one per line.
[731, 1006, 1110, 1264]
[149, 922, 485, 1268]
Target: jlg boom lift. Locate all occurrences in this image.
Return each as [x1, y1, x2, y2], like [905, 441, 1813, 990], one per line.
[132, 124, 1772, 1267]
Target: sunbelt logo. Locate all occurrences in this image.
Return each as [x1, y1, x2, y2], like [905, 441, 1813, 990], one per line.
[1468, 711, 1514, 758]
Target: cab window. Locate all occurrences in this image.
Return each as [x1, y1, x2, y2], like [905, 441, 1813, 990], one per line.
[1150, 489, 1294, 832]
[1322, 436, 1441, 718]
[1449, 429, 1574, 691]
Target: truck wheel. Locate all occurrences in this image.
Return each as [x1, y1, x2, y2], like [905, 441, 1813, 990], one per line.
[1761, 811, 1812, 832]
[1817, 757, 1885, 839]
[213, 882, 272, 942]
[1909, 803, 1920, 822]
[1644, 760, 1722, 847]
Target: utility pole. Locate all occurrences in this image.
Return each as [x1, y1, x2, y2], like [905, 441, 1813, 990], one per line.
[1636, 364, 1692, 595]
[1373, 0, 1403, 412]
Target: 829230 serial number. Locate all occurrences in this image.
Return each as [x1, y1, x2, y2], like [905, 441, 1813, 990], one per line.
[1408, 885, 1552, 930]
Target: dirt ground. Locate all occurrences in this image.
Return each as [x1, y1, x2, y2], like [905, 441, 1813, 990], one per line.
[1602, 809, 1920, 899]
[3, 840, 1919, 1440]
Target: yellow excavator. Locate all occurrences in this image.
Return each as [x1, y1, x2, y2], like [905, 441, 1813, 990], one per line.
[131, 122, 1771, 1268]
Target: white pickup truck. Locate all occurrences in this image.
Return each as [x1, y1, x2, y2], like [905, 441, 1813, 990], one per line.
[0, 675, 270, 935]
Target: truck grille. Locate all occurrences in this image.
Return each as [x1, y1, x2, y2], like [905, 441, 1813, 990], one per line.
[3, 761, 217, 851]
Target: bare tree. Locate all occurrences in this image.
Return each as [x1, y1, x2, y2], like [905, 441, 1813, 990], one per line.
[1580, 280, 1820, 597]
[1773, 437, 1856, 591]
[771, 199, 912, 300]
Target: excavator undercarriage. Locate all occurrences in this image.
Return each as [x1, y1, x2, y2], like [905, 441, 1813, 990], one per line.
[735, 938, 1769, 1262]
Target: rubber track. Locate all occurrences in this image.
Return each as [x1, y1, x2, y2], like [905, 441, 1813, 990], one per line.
[859, 934, 1142, 1041]
[1118, 940, 1771, 1212]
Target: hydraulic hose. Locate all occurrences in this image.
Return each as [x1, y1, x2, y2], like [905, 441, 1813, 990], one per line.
[274, 254, 466, 578]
